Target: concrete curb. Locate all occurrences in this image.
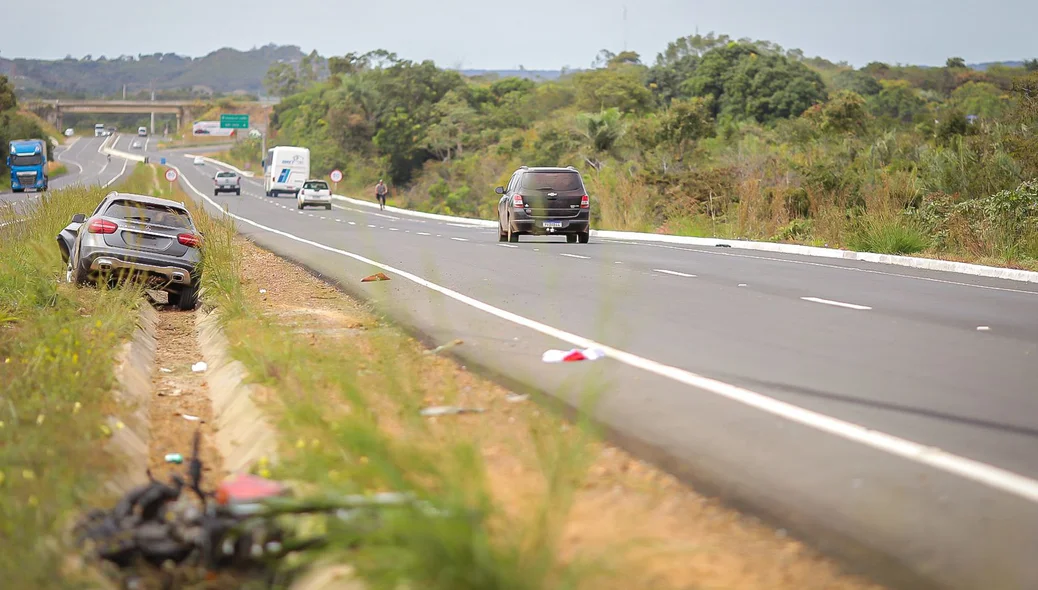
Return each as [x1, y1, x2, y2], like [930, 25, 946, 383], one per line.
[104, 304, 158, 494]
[195, 309, 278, 474]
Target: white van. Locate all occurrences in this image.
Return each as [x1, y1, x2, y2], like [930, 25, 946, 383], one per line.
[264, 146, 311, 197]
[138, 126, 148, 137]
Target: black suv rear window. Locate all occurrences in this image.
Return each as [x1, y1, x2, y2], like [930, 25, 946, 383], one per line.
[104, 200, 192, 229]
[520, 171, 583, 191]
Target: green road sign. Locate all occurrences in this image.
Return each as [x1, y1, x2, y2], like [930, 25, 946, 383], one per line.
[220, 114, 250, 129]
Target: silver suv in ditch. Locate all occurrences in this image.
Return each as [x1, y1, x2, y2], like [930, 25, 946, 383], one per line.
[57, 192, 203, 310]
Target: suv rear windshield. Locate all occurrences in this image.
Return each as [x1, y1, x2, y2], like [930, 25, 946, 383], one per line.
[520, 171, 583, 192]
[11, 154, 43, 167]
[303, 181, 328, 190]
[216, 172, 236, 178]
[104, 200, 192, 229]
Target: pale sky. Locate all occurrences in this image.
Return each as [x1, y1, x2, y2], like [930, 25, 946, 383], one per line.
[1, 0, 1035, 69]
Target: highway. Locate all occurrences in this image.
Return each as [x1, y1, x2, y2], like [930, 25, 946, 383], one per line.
[139, 141, 1038, 589]
[0, 135, 133, 222]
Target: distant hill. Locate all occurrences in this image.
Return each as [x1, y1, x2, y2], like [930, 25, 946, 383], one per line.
[0, 44, 305, 98]
[969, 61, 1025, 71]
[457, 69, 572, 81]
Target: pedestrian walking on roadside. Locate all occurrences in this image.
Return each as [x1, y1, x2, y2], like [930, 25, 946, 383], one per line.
[375, 179, 388, 210]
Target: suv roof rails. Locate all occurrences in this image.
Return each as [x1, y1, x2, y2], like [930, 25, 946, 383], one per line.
[566, 165, 577, 170]
[519, 165, 529, 170]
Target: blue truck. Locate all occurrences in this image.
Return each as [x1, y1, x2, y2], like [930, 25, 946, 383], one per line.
[7, 138, 49, 193]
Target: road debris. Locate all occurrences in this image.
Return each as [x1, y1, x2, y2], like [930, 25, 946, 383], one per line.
[419, 406, 485, 417]
[424, 339, 463, 356]
[190, 361, 207, 373]
[179, 413, 201, 422]
[361, 272, 391, 282]
[542, 347, 606, 363]
[259, 289, 267, 294]
[505, 393, 529, 403]
[158, 389, 182, 397]
[164, 453, 184, 464]
[159, 367, 173, 373]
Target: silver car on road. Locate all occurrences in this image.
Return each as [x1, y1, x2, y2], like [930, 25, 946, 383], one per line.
[57, 192, 203, 310]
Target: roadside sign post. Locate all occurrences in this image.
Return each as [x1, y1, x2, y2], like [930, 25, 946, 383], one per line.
[164, 168, 178, 193]
[330, 169, 343, 193]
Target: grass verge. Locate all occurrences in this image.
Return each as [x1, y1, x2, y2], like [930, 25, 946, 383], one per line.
[0, 184, 144, 588]
[141, 162, 883, 590]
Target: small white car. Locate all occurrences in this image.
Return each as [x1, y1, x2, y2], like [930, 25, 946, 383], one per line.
[297, 179, 332, 210]
[64, 128, 75, 137]
[193, 156, 205, 166]
[131, 140, 142, 149]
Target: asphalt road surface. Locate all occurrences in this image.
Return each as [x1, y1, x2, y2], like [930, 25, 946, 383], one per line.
[136, 142, 1038, 589]
[1, 135, 133, 223]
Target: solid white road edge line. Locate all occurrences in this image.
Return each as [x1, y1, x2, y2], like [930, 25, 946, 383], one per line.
[801, 296, 872, 310]
[170, 162, 1038, 506]
[560, 253, 589, 259]
[654, 269, 696, 278]
[102, 158, 129, 188]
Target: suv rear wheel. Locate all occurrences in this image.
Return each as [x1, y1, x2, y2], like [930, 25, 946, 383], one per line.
[567, 234, 577, 244]
[578, 230, 590, 244]
[507, 220, 519, 243]
[169, 282, 199, 311]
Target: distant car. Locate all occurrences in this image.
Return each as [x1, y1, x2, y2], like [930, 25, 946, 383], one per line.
[213, 171, 241, 196]
[64, 128, 75, 137]
[193, 156, 205, 166]
[131, 140, 142, 149]
[57, 192, 203, 310]
[496, 166, 590, 243]
[297, 179, 331, 210]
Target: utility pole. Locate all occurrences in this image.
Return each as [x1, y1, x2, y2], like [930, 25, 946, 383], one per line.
[122, 84, 126, 100]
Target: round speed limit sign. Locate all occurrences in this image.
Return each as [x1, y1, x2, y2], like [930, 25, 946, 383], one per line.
[329, 169, 343, 183]
[164, 168, 178, 182]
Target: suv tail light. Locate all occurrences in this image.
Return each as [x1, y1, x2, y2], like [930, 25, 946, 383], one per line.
[177, 233, 202, 247]
[580, 195, 590, 209]
[512, 194, 524, 207]
[87, 219, 118, 234]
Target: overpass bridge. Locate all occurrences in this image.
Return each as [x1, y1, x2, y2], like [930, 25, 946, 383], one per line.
[21, 98, 274, 133]
[22, 99, 207, 133]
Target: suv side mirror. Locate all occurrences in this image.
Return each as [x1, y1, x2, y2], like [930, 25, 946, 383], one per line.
[495, 186, 505, 194]
[71, 213, 86, 223]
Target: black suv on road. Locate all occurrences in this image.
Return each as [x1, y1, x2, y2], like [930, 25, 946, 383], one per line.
[496, 166, 590, 243]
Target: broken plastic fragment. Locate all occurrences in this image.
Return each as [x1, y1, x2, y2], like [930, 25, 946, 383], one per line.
[160, 368, 173, 373]
[191, 361, 207, 372]
[420, 406, 485, 417]
[215, 473, 288, 506]
[164, 453, 183, 464]
[361, 272, 391, 282]
[180, 413, 200, 421]
[259, 289, 267, 294]
[542, 347, 606, 363]
[505, 393, 529, 403]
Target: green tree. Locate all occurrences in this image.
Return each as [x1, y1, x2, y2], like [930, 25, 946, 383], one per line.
[576, 108, 626, 168]
[264, 62, 300, 97]
[572, 67, 653, 113]
[832, 70, 882, 96]
[0, 74, 16, 112]
[869, 80, 926, 123]
[658, 97, 714, 158]
[1004, 73, 1038, 178]
[426, 90, 477, 161]
[298, 50, 323, 86]
[1025, 59, 1038, 72]
[810, 90, 870, 134]
[949, 81, 1006, 119]
[946, 57, 967, 69]
[684, 44, 827, 123]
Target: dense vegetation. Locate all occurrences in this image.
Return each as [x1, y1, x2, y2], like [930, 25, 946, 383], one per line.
[242, 34, 1038, 267]
[0, 75, 51, 186]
